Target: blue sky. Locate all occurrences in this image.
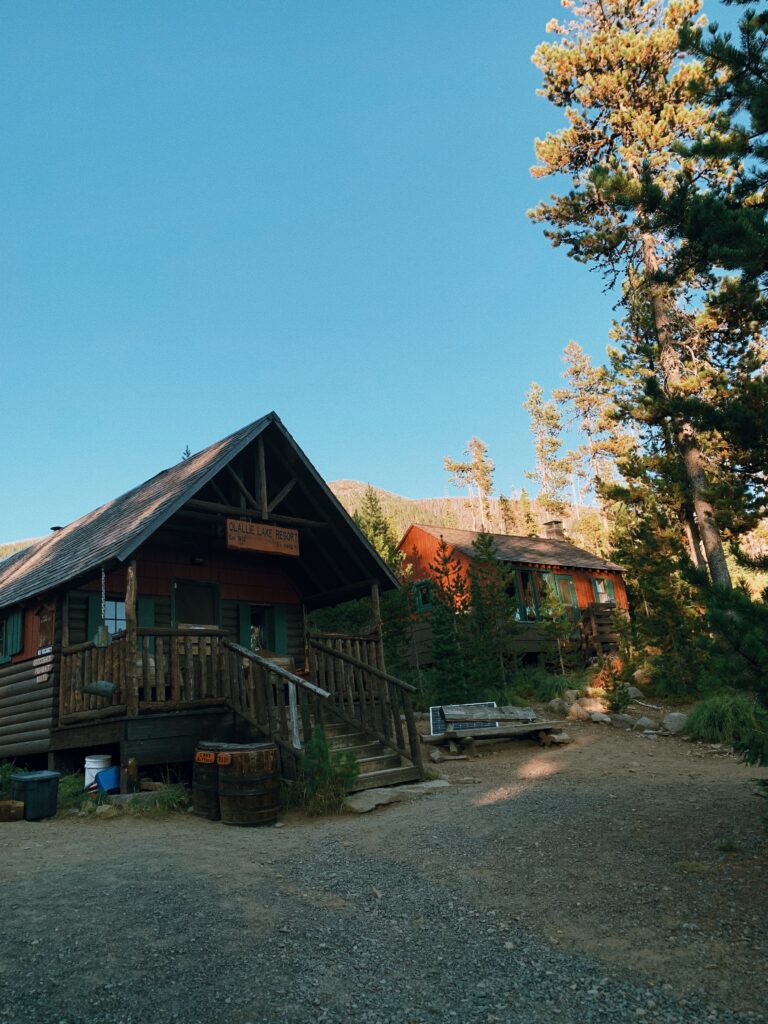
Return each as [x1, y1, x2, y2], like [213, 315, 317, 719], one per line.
[0, 0, 730, 539]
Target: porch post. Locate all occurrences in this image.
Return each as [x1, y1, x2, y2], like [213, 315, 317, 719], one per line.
[125, 561, 139, 716]
[370, 582, 385, 673]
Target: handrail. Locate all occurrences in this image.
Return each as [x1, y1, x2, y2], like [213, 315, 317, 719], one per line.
[137, 627, 229, 637]
[308, 639, 417, 693]
[224, 642, 330, 699]
[307, 629, 379, 642]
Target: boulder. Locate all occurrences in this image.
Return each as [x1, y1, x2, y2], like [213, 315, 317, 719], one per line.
[610, 714, 634, 729]
[549, 731, 572, 744]
[633, 716, 657, 731]
[548, 698, 569, 716]
[95, 804, 120, 819]
[590, 712, 611, 725]
[662, 712, 688, 735]
[567, 703, 591, 722]
[564, 689, 580, 705]
[632, 666, 652, 688]
[578, 697, 607, 714]
[627, 686, 645, 700]
[344, 779, 450, 814]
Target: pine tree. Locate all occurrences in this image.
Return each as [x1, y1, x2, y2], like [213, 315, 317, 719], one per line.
[465, 532, 516, 689]
[519, 488, 539, 537]
[353, 485, 404, 576]
[531, 0, 745, 588]
[444, 438, 496, 530]
[523, 382, 570, 518]
[427, 537, 471, 703]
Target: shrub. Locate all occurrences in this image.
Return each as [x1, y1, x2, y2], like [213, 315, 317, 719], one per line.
[286, 727, 360, 815]
[686, 692, 768, 763]
[0, 761, 15, 800]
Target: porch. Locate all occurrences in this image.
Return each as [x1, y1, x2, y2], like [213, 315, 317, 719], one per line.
[57, 626, 423, 788]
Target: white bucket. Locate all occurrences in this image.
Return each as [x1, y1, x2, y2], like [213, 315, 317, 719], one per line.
[84, 754, 112, 790]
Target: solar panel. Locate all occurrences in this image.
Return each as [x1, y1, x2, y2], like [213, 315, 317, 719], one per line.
[429, 701, 499, 736]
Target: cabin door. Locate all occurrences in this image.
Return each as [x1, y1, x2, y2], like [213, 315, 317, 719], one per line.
[238, 603, 289, 657]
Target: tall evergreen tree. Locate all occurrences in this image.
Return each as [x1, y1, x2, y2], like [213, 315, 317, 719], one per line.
[444, 438, 496, 530]
[523, 382, 571, 518]
[530, 0, 754, 588]
[353, 485, 404, 576]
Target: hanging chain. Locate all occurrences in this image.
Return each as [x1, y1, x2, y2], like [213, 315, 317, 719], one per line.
[101, 566, 106, 625]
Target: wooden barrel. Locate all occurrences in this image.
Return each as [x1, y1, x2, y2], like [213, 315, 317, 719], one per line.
[217, 742, 280, 827]
[192, 741, 234, 821]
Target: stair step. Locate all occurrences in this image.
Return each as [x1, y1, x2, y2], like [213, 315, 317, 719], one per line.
[332, 741, 385, 759]
[325, 731, 371, 749]
[349, 765, 422, 792]
[356, 753, 403, 775]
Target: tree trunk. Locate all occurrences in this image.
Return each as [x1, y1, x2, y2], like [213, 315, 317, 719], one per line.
[681, 505, 706, 572]
[640, 233, 732, 589]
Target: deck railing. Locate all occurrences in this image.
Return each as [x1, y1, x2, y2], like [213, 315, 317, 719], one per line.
[307, 635, 424, 775]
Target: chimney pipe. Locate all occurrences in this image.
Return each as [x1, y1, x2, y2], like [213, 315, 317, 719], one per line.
[542, 519, 565, 541]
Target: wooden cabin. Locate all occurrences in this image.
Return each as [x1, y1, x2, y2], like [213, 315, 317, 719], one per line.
[398, 523, 628, 664]
[0, 413, 423, 790]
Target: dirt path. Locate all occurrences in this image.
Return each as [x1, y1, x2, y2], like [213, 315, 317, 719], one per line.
[1, 724, 766, 1024]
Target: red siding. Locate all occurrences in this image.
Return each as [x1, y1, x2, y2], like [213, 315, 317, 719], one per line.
[80, 545, 302, 605]
[399, 525, 628, 612]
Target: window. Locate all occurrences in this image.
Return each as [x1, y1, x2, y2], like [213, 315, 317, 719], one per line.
[592, 578, 616, 604]
[173, 581, 220, 627]
[104, 600, 126, 635]
[515, 571, 539, 621]
[0, 609, 23, 664]
[413, 581, 433, 613]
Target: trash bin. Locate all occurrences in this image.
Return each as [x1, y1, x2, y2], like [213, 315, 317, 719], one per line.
[10, 771, 61, 820]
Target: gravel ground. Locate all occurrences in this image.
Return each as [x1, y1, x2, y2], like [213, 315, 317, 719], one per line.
[1, 723, 767, 1024]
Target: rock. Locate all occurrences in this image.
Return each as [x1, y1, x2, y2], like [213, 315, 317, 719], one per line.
[632, 666, 652, 687]
[633, 716, 657, 731]
[579, 697, 607, 713]
[564, 689, 580, 705]
[429, 748, 446, 764]
[548, 698, 569, 716]
[345, 790, 404, 814]
[94, 804, 120, 819]
[627, 685, 645, 699]
[567, 703, 591, 722]
[549, 731, 571, 744]
[344, 779, 450, 814]
[590, 712, 611, 725]
[610, 714, 634, 728]
[662, 712, 688, 735]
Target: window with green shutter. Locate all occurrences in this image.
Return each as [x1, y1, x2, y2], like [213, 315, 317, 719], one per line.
[0, 608, 23, 664]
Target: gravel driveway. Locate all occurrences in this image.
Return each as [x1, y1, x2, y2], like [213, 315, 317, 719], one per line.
[1, 725, 766, 1024]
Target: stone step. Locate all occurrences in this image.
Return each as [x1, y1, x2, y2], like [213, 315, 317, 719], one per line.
[349, 765, 422, 792]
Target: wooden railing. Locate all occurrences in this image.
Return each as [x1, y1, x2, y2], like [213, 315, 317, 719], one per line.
[308, 637, 424, 776]
[223, 643, 330, 770]
[579, 603, 621, 658]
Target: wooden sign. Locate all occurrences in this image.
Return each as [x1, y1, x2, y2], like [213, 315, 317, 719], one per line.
[226, 518, 300, 557]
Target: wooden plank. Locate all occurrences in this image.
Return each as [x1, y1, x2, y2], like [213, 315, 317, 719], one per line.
[184, 637, 195, 702]
[58, 705, 128, 724]
[442, 705, 537, 724]
[420, 720, 565, 744]
[200, 636, 209, 697]
[125, 561, 139, 716]
[142, 637, 152, 702]
[155, 637, 166, 702]
[170, 637, 181, 701]
[258, 436, 268, 519]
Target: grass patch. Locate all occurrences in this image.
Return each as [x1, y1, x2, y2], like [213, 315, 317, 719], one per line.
[57, 773, 89, 813]
[284, 726, 359, 816]
[0, 761, 16, 800]
[686, 692, 768, 755]
[125, 783, 190, 815]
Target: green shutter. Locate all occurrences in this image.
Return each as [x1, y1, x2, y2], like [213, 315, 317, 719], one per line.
[238, 603, 252, 648]
[87, 595, 101, 643]
[138, 597, 156, 653]
[266, 605, 288, 655]
[0, 609, 23, 662]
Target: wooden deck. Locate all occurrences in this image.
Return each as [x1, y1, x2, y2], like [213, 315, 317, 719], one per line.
[56, 627, 424, 788]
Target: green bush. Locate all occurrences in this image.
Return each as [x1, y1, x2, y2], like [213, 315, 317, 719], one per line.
[686, 692, 768, 763]
[286, 727, 360, 815]
[0, 761, 16, 800]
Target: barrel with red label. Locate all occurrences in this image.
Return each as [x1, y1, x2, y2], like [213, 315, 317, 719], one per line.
[217, 742, 280, 826]
[192, 741, 232, 820]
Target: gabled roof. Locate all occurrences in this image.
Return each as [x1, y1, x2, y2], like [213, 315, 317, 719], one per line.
[402, 524, 624, 573]
[0, 413, 398, 610]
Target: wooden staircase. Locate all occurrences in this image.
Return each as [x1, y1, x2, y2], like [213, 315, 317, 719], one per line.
[322, 715, 421, 792]
[224, 634, 424, 791]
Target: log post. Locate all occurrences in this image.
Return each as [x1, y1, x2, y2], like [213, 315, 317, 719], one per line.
[370, 582, 385, 673]
[125, 561, 139, 716]
[258, 437, 268, 520]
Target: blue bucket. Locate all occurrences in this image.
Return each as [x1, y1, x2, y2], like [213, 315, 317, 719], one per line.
[95, 766, 120, 794]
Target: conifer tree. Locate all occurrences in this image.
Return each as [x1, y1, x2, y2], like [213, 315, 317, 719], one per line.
[465, 532, 516, 688]
[523, 382, 570, 518]
[519, 488, 540, 537]
[531, 0, 745, 588]
[444, 438, 496, 530]
[353, 485, 403, 576]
